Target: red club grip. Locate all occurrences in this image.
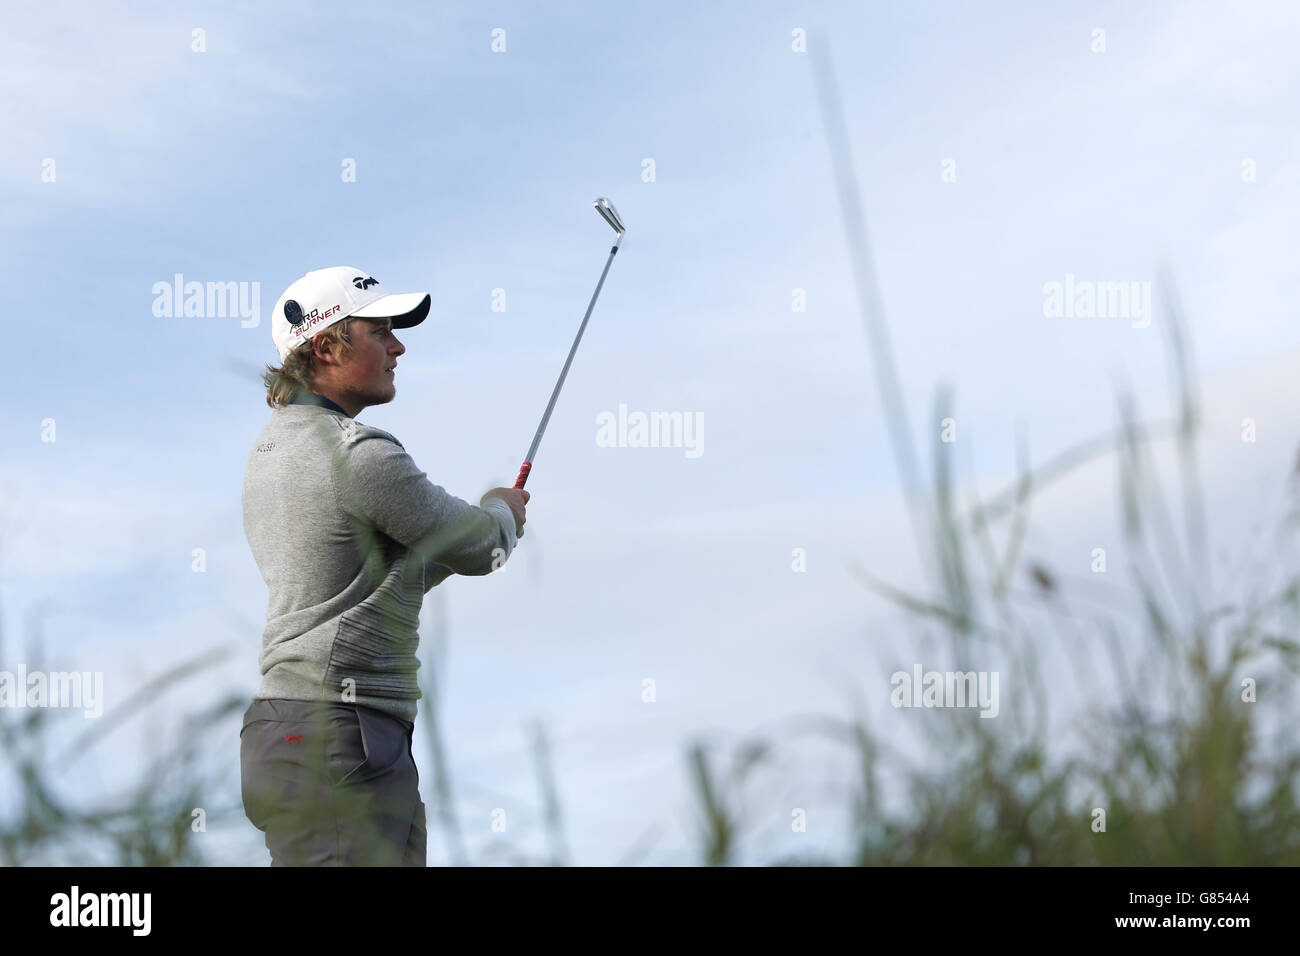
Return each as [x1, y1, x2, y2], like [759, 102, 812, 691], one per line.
[513, 461, 532, 489]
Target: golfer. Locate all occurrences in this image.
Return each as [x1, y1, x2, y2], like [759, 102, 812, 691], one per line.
[239, 266, 527, 866]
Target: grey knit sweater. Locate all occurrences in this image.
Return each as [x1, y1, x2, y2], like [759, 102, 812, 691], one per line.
[241, 398, 518, 722]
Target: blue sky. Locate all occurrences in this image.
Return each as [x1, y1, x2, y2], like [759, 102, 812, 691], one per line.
[2, 0, 1298, 864]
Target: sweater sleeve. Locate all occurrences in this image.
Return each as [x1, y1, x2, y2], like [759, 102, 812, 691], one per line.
[339, 433, 517, 577]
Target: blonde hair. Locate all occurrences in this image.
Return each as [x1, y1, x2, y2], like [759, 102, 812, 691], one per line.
[266, 316, 391, 409]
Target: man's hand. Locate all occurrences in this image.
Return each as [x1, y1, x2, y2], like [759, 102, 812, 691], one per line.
[481, 488, 529, 538]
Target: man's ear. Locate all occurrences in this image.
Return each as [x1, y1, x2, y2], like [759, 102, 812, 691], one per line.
[311, 332, 338, 365]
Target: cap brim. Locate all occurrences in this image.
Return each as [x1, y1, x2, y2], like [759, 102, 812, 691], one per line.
[351, 292, 431, 328]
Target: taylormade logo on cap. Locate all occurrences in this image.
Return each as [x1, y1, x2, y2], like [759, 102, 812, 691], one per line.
[269, 266, 432, 361]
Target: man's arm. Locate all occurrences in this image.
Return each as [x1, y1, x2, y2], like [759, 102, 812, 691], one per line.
[338, 433, 517, 577]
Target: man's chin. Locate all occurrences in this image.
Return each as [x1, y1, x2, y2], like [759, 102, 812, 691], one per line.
[342, 386, 396, 412]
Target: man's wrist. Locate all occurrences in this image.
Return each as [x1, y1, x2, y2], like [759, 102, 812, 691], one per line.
[480, 496, 519, 549]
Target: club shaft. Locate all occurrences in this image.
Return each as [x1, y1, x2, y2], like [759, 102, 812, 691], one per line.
[514, 241, 621, 488]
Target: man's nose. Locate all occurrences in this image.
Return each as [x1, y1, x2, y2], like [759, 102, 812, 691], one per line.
[391, 336, 405, 356]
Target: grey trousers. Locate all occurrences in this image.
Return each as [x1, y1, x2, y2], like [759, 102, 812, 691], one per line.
[240, 698, 427, 866]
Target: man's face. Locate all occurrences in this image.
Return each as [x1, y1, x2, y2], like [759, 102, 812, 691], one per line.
[317, 317, 405, 414]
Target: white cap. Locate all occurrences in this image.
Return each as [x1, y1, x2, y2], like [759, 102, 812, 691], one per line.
[270, 266, 431, 362]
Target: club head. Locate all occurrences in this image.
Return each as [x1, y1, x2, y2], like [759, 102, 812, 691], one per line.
[594, 197, 625, 236]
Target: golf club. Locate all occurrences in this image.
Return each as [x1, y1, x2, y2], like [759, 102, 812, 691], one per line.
[513, 197, 626, 489]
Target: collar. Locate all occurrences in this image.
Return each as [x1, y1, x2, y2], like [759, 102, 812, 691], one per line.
[288, 391, 351, 417]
